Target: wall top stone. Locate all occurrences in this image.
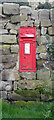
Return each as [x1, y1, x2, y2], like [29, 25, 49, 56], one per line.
[20, 6, 32, 15]
[3, 3, 20, 15]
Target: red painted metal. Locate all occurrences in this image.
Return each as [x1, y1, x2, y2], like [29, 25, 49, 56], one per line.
[19, 27, 36, 72]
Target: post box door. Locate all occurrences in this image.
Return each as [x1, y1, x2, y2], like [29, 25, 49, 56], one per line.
[21, 42, 33, 70]
[19, 27, 36, 72]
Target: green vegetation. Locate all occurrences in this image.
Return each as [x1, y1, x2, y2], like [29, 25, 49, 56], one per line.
[2, 100, 54, 119]
[15, 86, 52, 98]
[35, 2, 51, 9]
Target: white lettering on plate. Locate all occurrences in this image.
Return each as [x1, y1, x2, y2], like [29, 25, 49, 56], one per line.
[25, 34, 34, 37]
[25, 43, 30, 54]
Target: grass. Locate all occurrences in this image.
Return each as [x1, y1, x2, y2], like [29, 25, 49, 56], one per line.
[1, 100, 54, 119]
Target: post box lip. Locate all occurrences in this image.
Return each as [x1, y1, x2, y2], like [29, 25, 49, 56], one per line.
[19, 27, 36, 38]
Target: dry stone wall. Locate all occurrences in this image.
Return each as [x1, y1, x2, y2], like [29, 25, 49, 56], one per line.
[0, 2, 54, 100]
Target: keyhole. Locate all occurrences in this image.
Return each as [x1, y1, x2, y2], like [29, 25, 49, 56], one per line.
[24, 57, 26, 59]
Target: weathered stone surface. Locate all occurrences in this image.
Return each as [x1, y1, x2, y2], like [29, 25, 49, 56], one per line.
[51, 71, 54, 81]
[52, 36, 54, 43]
[36, 36, 48, 45]
[39, 9, 49, 20]
[41, 27, 47, 35]
[11, 45, 19, 53]
[5, 85, 11, 91]
[37, 45, 47, 53]
[48, 27, 54, 35]
[14, 81, 17, 90]
[0, 73, 2, 81]
[1, 91, 7, 99]
[36, 29, 40, 36]
[3, 62, 16, 69]
[43, 61, 54, 70]
[39, 53, 48, 59]
[3, 3, 20, 15]
[0, 29, 8, 34]
[21, 20, 33, 27]
[0, 4, 3, 15]
[50, 9, 54, 20]
[10, 92, 25, 101]
[51, 19, 54, 26]
[52, 1, 54, 8]
[19, 72, 36, 80]
[0, 81, 11, 91]
[20, 6, 32, 15]
[18, 79, 52, 89]
[11, 15, 20, 23]
[2, 54, 18, 63]
[37, 69, 50, 80]
[6, 22, 20, 30]
[37, 60, 47, 69]
[2, 45, 10, 55]
[1, 35, 17, 44]
[2, 69, 20, 81]
[10, 29, 17, 35]
[0, 18, 10, 29]
[34, 20, 39, 28]
[41, 19, 52, 27]
[32, 10, 38, 20]
[41, 94, 49, 101]
[0, 63, 3, 71]
[20, 14, 27, 21]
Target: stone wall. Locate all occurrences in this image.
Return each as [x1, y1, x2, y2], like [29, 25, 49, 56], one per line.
[0, 2, 54, 100]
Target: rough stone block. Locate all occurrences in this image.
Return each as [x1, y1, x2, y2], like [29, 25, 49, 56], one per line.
[0, 63, 3, 71]
[0, 29, 8, 35]
[0, 81, 11, 91]
[20, 6, 32, 15]
[11, 15, 20, 23]
[41, 19, 52, 27]
[32, 10, 38, 20]
[10, 29, 17, 35]
[3, 62, 16, 69]
[51, 71, 54, 81]
[39, 53, 48, 60]
[37, 60, 47, 69]
[52, 36, 54, 43]
[0, 35, 17, 44]
[39, 9, 49, 20]
[2, 69, 20, 81]
[41, 27, 47, 35]
[3, 3, 20, 15]
[19, 72, 36, 80]
[51, 19, 54, 26]
[2, 45, 10, 55]
[48, 27, 54, 35]
[36, 29, 40, 36]
[18, 79, 52, 90]
[50, 9, 54, 20]
[0, 4, 3, 15]
[37, 45, 47, 53]
[52, 1, 54, 8]
[2, 54, 18, 63]
[6, 22, 20, 30]
[21, 20, 33, 27]
[20, 14, 27, 21]
[0, 73, 2, 81]
[11, 45, 19, 53]
[37, 69, 50, 80]
[34, 20, 39, 28]
[36, 36, 48, 45]
[1, 91, 7, 99]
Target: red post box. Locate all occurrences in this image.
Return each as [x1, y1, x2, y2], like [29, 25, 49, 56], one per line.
[19, 27, 36, 72]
